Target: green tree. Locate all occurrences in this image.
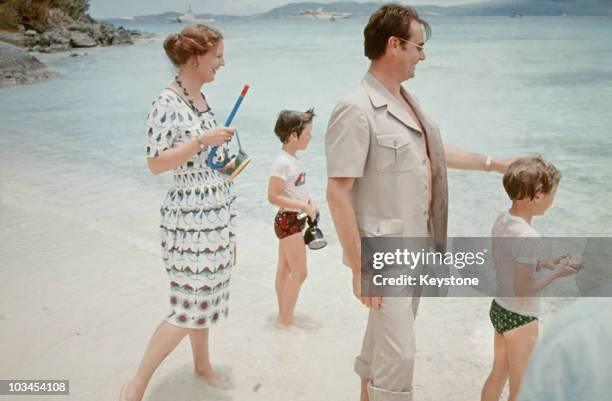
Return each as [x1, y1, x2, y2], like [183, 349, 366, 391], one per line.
[0, 0, 90, 30]
[49, 0, 89, 19]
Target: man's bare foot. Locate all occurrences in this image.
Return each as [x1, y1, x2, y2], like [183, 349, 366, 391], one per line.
[360, 378, 370, 401]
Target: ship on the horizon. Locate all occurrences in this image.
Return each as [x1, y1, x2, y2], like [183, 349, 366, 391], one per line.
[287, 8, 352, 20]
[173, 5, 215, 23]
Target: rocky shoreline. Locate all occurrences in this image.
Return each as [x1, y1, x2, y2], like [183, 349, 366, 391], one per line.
[0, 11, 153, 87]
[0, 42, 57, 87]
[0, 20, 151, 53]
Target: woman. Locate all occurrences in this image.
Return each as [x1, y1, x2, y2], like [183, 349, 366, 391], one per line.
[121, 24, 237, 401]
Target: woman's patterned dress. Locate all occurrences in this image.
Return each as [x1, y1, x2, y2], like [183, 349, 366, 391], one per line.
[146, 88, 236, 329]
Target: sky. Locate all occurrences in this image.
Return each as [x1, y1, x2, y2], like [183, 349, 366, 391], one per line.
[89, 0, 488, 18]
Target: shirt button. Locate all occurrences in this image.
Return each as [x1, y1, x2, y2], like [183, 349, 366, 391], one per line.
[422, 158, 427, 164]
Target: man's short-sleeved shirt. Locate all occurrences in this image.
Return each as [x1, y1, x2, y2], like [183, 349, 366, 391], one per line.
[325, 73, 448, 249]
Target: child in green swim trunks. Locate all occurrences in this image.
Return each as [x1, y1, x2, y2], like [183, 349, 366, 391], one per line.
[481, 156, 578, 401]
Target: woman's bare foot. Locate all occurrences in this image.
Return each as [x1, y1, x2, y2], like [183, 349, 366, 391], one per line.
[194, 369, 230, 390]
[119, 379, 145, 401]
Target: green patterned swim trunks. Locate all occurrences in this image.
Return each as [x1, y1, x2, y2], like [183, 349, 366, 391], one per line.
[490, 299, 537, 334]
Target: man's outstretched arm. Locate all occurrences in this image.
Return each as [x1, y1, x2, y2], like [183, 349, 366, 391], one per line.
[444, 144, 517, 174]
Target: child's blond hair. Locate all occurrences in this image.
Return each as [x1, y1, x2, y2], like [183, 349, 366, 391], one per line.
[503, 155, 561, 200]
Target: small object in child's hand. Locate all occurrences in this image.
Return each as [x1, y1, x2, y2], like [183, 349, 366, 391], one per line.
[297, 212, 327, 250]
[560, 253, 584, 271]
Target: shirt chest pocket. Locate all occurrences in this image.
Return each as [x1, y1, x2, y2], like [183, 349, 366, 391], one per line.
[375, 133, 414, 173]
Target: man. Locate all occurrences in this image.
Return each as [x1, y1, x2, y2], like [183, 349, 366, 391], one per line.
[325, 4, 512, 401]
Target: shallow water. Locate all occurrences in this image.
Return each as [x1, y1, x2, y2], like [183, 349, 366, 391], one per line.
[1, 16, 611, 244]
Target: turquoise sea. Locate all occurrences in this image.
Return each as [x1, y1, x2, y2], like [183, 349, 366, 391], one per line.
[2, 16, 612, 240]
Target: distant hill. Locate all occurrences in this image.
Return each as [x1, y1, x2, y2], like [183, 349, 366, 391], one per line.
[263, 0, 612, 17]
[125, 0, 612, 21]
[261, 1, 378, 17]
[442, 0, 612, 16]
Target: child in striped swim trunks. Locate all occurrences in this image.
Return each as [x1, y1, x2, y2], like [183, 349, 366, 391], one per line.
[481, 156, 579, 401]
[267, 109, 319, 330]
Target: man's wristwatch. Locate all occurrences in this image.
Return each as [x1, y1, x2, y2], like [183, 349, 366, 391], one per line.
[485, 155, 493, 172]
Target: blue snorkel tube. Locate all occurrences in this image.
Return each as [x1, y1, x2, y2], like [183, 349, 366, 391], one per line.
[207, 85, 250, 171]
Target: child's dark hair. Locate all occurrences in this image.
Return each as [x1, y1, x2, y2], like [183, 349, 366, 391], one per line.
[274, 108, 315, 143]
[503, 155, 561, 201]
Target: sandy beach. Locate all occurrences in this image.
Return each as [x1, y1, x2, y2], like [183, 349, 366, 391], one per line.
[0, 149, 578, 401]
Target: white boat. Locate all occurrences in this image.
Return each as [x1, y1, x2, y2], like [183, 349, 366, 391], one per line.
[287, 8, 352, 20]
[173, 5, 215, 23]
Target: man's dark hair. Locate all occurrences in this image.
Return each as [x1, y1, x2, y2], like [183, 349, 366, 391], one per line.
[274, 108, 315, 143]
[364, 3, 431, 61]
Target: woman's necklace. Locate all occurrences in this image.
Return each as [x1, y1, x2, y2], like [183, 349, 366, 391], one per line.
[175, 76, 207, 115]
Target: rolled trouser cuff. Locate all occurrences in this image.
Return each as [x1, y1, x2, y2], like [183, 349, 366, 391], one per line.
[367, 381, 413, 401]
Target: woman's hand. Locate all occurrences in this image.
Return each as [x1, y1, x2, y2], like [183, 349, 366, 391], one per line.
[200, 127, 235, 147]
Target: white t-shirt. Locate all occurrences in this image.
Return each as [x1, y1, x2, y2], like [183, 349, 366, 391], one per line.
[270, 150, 309, 212]
[492, 210, 542, 317]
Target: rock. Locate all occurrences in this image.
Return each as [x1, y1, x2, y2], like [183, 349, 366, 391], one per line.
[0, 42, 56, 87]
[29, 30, 70, 52]
[69, 31, 96, 48]
[0, 31, 27, 47]
[2, 11, 151, 54]
[44, 30, 70, 45]
[49, 43, 70, 52]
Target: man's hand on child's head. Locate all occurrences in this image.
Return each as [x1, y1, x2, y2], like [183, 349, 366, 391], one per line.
[492, 156, 522, 174]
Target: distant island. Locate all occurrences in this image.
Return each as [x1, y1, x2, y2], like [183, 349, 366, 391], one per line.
[122, 0, 612, 22]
